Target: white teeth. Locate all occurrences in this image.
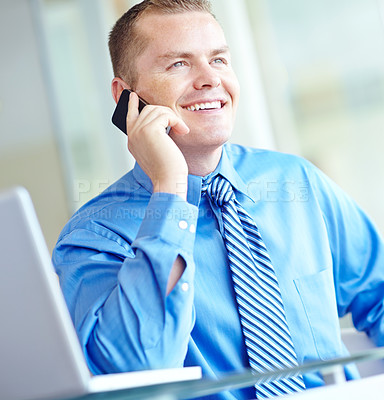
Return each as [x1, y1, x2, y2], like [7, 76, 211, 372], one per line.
[186, 101, 222, 111]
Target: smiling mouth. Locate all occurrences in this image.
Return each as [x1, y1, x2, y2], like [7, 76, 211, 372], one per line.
[183, 100, 224, 111]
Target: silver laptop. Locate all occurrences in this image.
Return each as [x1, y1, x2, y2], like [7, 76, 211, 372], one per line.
[0, 187, 201, 400]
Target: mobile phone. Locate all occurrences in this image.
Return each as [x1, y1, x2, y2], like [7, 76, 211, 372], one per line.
[112, 89, 148, 135]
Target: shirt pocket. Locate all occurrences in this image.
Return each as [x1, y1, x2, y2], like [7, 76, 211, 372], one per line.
[294, 268, 342, 360]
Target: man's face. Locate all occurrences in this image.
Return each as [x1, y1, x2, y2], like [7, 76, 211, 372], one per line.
[132, 11, 240, 157]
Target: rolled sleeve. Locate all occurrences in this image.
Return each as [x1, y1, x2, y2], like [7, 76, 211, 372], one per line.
[134, 192, 198, 255]
[54, 192, 199, 374]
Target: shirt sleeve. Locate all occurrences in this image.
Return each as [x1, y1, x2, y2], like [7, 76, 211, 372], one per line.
[52, 192, 198, 374]
[307, 161, 384, 346]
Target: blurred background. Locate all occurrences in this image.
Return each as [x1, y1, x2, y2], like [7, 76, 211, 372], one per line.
[1, 0, 384, 256]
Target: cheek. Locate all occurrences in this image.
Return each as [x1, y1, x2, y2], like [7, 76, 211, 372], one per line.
[138, 78, 178, 106]
[229, 75, 240, 104]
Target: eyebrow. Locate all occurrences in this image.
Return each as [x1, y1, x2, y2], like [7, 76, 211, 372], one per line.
[157, 46, 230, 61]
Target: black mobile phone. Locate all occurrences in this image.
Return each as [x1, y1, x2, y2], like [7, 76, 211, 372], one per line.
[112, 89, 148, 135]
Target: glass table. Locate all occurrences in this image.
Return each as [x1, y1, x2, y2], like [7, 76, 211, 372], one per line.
[61, 346, 384, 400]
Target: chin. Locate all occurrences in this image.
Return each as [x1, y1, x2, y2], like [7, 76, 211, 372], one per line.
[175, 130, 231, 152]
[205, 128, 232, 145]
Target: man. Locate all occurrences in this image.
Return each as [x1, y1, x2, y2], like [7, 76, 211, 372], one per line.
[53, 1, 384, 399]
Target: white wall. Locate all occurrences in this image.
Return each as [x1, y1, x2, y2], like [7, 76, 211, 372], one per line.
[0, 0, 68, 252]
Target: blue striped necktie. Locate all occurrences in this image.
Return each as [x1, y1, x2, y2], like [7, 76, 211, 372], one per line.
[203, 174, 305, 398]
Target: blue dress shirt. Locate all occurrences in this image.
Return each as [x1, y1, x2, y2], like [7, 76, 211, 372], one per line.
[53, 143, 384, 399]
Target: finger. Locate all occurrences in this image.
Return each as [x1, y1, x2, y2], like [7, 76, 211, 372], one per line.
[138, 106, 190, 136]
[167, 114, 189, 136]
[127, 103, 168, 133]
[126, 91, 140, 131]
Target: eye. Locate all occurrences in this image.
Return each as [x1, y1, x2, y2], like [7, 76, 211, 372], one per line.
[172, 60, 186, 68]
[211, 58, 228, 66]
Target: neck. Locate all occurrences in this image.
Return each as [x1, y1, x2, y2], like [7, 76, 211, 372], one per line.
[183, 146, 223, 177]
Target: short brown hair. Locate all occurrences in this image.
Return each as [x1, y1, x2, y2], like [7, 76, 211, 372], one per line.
[108, 0, 214, 88]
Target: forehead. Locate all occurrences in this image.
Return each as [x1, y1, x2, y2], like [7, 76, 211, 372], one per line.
[136, 11, 228, 61]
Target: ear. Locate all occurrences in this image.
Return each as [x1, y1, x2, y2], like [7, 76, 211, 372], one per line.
[111, 77, 130, 104]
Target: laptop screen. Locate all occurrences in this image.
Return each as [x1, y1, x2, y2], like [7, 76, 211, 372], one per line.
[0, 187, 90, 400]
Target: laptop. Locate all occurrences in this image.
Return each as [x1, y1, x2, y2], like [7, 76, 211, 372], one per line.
[0, 187, 201, 400]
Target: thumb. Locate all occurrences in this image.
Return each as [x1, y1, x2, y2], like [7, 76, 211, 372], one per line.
[169, 116, 190, 136]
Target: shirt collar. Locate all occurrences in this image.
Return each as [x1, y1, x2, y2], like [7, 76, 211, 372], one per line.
[215, 144, 251, 199]
[132, 144, 253, 207]
[132, 162, 153, 194]
[189, 145, 254, 205]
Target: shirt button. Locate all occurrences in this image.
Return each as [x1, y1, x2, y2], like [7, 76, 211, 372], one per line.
[189, 224, 196, 233]
[178, 220, 188, 230]
[181, 282, 189, 292]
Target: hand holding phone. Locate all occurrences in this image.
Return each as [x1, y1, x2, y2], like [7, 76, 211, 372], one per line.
[112, 89, 147, 135]
[111, 88, 190, 200]
[112, 89, 171, 135]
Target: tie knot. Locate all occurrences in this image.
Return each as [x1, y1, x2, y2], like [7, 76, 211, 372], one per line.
[203, 175, 235, 207]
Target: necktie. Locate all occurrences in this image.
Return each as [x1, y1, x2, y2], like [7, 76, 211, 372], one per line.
[203, 174, 305, 398]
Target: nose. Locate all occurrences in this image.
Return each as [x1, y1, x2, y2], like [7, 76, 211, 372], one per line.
[193, 63, 221, 90]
